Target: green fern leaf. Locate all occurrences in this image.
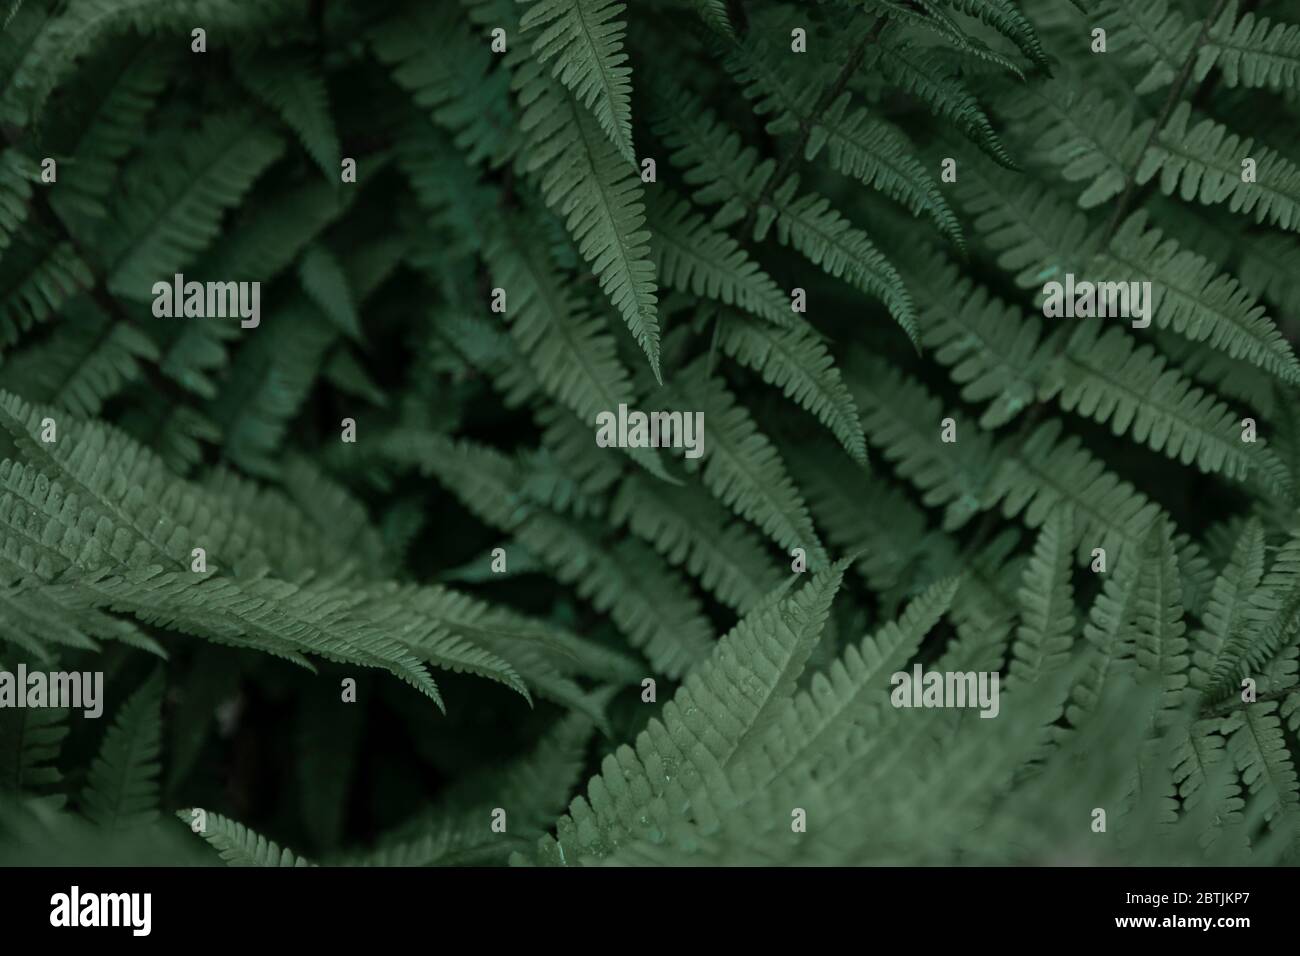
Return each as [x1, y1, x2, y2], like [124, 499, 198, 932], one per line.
[646, 190, 793, 327]
[1143, 103, 1300, 233]
[81, 669, 163, 830]
[611, 470, 784, 613]
[1098, 213, 1300, 383]
[0, 150, 37, 253]
[1131, 519, 1191, 718]
[932, 0, 1050, 72]
[753, 577, 959, 783]
[872, 42, 1016, 168]
[235, 48, 341, 179]
[1200, 0, 1300, 93]
[178, 809, 314, 867]
[535, 563, 847, 864]
[683, 0, 733, 37]
[1222, 701, 1300, 841]
[1190, 518, 1267, 695]
[519, 67, 660, 378]
[1067, 542, 1143, 726]
[727, 39, 963, 248]
[386, 432, 714, 677]
[671, 358, 828, 567]
[0, 237, 93, 350]
[0, 704, 68, 797]
[720, 311, 867, 464]
[658, 93, 917, 343]
[846, 354, 996, 532]
[297, 245, 360, 339]
[519, 0, 635, 164]
[1044, 319, 1289, 493]
[1096, 0, 1197, 95]
[44, 42, 170, 223]
[911, 253, 1055, 428]
[1008, 506, 1076, 689]
[0, 300, 160, 418]
[100, 115, 284, 297]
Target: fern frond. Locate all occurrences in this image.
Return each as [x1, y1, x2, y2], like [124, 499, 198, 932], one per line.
[535, 564, 846, 864]
[81, 669, 163, 830]
[1131, 519, 1191, 718]
[1096, 0, 1196, 95]
[952, 155, 1094, 288]
[1066, 542, 1142, 726]
[297, 245, 360, 339]
[997, 81, 1142, 209]
[846, 354, 996, 532]
[484, 225, 636, 439]
[513, 55, 661, 379]
[646, 190, 792, 327]
[192, 462, 383, 580]
[671, 358, 828, 567]
[753, 577, 960, 783]
[871, 41, 1017, 168]
[377, 580, 637, 686]
[727, 39, 963, 248]
[0, 704, 67, 797]
[209, 298, 338, 478]
[1216, 531, 1300, 693]
[991, 419, 1160, 564]
[872, 0, 1026, 77]
[1236, 231, 1300, 318]
[0, 300, 160, 418]
[0, 575, 158, 662]
[1200, 0, 1300, 94]
[0, 0, 138, 126]
[0, 237, 93, 350]
[0, 150, 37, 253]
[235, 48, 341, 180]
[179, 809, 314, 867]
[44, 42, 170, 223]
[1222, 701, 1300, 843]
[385, 432, 714, 677]
[48, 567, 454, 707]
[932, 0, 1050, 72]
[1190, 518, 1267, 696]
[0, 0, 47, 127]
[912, 255, 1055, 428]
[372, 5, 519, 170]
[1007, 506, 1075, 689]
[659, 93, 917, 343]
[791, 439, 1020, 628]
[1172, 720, 1246, 842]
[719, 312, 867, 464]
[1045, 319, 1289, 493]
[611, 470, 784, 613]
[100, 114, 284, 297]
[1151, 331, 1277, 419]
[768, 179, 919, 344]
[1144, 103, 1300, 233]
[519, 0, 635, 164]
[1098, 213, 1300, 383]
[683, 0, 733, 37]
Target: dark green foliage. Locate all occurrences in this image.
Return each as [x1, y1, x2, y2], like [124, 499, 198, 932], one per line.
[1, 0, 1300, 868]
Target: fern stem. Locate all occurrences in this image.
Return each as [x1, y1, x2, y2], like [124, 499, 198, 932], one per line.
[1102, 0, 1231, 243]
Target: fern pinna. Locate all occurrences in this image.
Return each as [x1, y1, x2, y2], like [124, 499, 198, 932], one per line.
[1, 0, 1299, 868]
